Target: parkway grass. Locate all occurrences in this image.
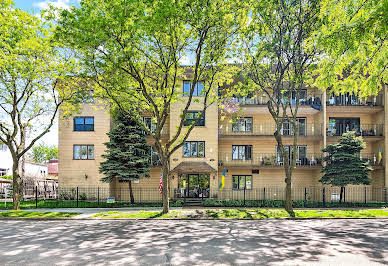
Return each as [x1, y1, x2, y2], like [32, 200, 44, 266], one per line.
[0, 210, 81, 218]
[92, 209, 388, 219]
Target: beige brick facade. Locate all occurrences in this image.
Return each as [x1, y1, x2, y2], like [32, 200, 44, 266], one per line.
[58, 84, 387, 201]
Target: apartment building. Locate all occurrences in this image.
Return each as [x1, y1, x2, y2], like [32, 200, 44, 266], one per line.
[58, 81, 388, 201]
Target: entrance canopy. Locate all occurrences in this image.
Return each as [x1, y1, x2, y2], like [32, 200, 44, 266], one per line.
[171, 162, 217, 174]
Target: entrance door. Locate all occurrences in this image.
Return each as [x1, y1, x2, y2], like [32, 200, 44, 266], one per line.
[179, 174, 210, 198]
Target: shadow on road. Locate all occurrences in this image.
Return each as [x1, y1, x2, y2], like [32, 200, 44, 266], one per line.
[0, 219, 386, 265]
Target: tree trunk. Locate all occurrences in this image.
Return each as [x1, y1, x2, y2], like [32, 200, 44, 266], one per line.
[12, 159, 21, 210]
[128, 180, 134, 204]
[339, 186, 344, 203]
[162, 161, 169, 214]
[284, 169, 294, 216]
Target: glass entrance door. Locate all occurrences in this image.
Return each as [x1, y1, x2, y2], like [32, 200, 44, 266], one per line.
[179, 174, 210, 198]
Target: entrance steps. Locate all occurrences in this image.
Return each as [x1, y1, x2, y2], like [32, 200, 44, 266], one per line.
[182, 198, 203, 208]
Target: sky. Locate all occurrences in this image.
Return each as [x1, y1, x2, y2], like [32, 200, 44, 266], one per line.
[12, 1, 80, 146]
[13, 0, 79, 13]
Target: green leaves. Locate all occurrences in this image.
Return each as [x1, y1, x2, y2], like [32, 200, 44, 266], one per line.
[320, 132, 372, 187]
[312, 0, 387, 96]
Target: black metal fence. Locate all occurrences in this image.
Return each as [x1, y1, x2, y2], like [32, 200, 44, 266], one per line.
[22, 186, 388, 207]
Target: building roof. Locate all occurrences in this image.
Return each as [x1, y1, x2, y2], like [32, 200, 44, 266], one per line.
[171, 162, 217, 174]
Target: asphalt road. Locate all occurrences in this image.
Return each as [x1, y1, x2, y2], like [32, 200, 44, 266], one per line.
[0, 219, 386, 265]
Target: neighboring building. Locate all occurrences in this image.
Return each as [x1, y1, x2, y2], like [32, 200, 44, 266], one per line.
[58, 80, 388, 202]
[48, 159, 59, 177]
[0, 143, 12, 176]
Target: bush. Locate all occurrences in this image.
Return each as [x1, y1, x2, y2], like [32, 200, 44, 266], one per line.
[202, 199, 388, 208]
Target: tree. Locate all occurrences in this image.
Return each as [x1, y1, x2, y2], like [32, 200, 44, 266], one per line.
[241, 0, 322, 215]
[312, 0, 387, 96]
[0, 1, 80, 209]
[29, 143, 58, 164]
[99, 110, 150, 204]
[54, 0, 246, 213]
[320, 132, 372, 202]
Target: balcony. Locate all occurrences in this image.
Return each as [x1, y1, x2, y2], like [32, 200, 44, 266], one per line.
[360, 153, 383, 167]
[327, 124, 383, 137]
[218, 153, 322, 168]
[232, 93, 322, 109]
[327, 93, 383, 107]
[219, 123, 322, 137]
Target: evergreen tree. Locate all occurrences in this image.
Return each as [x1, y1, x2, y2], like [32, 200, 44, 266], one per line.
[320, 132, 372, 202]
[99, 111, 151, 203]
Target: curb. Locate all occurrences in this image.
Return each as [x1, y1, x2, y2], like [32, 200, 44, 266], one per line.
[1, 217, 387, 221]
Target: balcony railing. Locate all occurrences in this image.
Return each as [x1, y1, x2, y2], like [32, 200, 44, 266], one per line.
[219, 123, 322, 137]
[232, 93, 322, 109]
[327, 94, 383, 107]
[360, 153, 383, 166]
[219, 153, 322, 167]
[327, 124, 383, 137]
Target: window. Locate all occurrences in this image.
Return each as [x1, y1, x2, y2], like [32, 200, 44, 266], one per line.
[0, 168, 7, 176]
[232, 117, 252, 132]
[0, 144, 7, 151]
[278, 90, 307, 105]
[143, 117, 156, 133]
[232, 175, 252, 190]
[183, 141, 205, 158]
[149, 147, 161, 166]
[184, 111, 205, 126]
[281, 118, 306, 136]
[328, 117, 360, 136]
[73, 145, 95, 160]
[276, 146, 307, 165]
[82, 90, 94, 103]
[232, 145, 252, 160]
[74, 117, 94, 131]
[183, 81, 204, 96]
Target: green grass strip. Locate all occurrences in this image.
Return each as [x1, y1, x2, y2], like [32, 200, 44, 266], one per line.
[0, 210, 81, 218]
[92, 208, 388, 219]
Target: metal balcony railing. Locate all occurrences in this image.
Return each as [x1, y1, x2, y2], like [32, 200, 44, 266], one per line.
[218, 153, 322, 167]
[219, 123, 322, 137]
[232, 92, 323, 108]
[327, 93, 383, 107]
[360, 153, 383, 166]
[327, 124, 384, 137]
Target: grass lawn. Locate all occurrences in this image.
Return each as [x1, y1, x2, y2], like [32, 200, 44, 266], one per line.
[0, 210, 81, 218]
[92, 208, 388, 219]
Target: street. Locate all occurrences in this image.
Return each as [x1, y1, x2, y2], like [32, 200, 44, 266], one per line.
[0, 219, 386, 265]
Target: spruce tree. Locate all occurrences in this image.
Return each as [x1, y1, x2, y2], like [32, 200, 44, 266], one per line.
[320, 131, 372, 202]
[99, 111, 151, 203]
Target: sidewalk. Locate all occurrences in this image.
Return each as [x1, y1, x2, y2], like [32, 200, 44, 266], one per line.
[0, 207, 183, 219]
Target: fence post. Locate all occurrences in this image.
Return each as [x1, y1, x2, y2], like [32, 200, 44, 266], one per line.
[384, 187, 387, 203]
[97, 187, 100, 206]
[243, 186, 246, 207]
[263, 187, 266, 202]
[76, 187, 79, 208]
[364, 186, 367, 204]
[343, 187, 346, 203]
[35, 185, 38, 209]
[304, 187, 307, 207]
[322, 187, 326, 207]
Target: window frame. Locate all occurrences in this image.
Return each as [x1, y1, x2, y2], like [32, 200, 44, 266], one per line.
[232, 117, 253, 132]
[232, 145, 252, 160]
[73, 116, 95, 132]
[183, 80, 205, 96]
[183, 111, 206, 127]
[232, 175, 252, 190]
[183, 141, 205, 158]
[73, 145, 95, 160]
